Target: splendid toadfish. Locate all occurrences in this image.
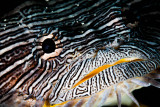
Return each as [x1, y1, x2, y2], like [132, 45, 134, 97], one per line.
[0, 0, 160, 107]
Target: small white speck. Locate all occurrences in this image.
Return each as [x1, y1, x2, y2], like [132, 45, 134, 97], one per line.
[4, 19, 7, 22]
[4, 24, 6, 27]
[81, 22, 84, 25]
[81, 31, 84, 33]
[75, 3, 79, 6]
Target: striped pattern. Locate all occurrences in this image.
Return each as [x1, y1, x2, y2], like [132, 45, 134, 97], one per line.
[0, 0, 160, 106]
[49, 45, 160, 104]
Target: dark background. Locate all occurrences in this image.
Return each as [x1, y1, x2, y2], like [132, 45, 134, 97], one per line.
[0, 0, 46, 17]
[0, 0, 25, 16]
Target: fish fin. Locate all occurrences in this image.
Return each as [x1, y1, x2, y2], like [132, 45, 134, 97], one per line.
[75, 99, 84, 107]
[116, 89, 121, 107]
[144, 76, 160, 88]
[86, 94, 98, 107]
[98, 87, 112, 107]
[147, 73, 160, 79]
[131, 78, 151, 87]
[122, 88, 140, 107]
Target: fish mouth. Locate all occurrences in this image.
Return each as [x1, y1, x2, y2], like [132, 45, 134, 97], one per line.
[48, 44, 160, 105]
[71, 57, 145, 89]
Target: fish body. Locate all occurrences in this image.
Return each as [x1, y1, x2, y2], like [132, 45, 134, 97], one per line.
[0, 0, 160, 107]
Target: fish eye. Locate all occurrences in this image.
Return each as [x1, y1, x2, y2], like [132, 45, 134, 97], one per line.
[42, 38, 56, 53]
[32, 30, 63, 61]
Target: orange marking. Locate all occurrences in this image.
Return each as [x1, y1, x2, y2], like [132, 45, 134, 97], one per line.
[72, 57, 144, 89]
[43, 100, 69, 107]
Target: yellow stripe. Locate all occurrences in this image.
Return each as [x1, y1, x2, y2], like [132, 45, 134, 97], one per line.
[72, 57, 144, 89]
[43, 100, 69, 107]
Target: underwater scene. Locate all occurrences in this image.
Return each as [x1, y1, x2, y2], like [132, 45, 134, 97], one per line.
[0, 0, 160, 107]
